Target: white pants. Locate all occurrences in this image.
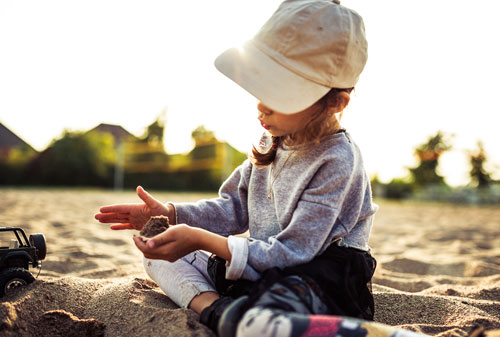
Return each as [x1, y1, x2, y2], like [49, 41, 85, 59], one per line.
[143, 251, 217, 308]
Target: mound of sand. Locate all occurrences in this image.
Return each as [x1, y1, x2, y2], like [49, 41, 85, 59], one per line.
[1, 189, 499, 336]
[1, 276, 213, 337]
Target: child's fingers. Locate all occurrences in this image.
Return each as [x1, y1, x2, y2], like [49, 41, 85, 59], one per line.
[133, 235, 160, 257]
[110, 223, 135, 230]
[133, 235, 148, 250]
[136, 186, 160, 207]
[95, 213, 129, 223]
[133, 237, 174, 260]
[99, 218, 129, 224]
[146, 230, 175, 249]
[99, 204, 133, 213]
[133, 235, 180, 261]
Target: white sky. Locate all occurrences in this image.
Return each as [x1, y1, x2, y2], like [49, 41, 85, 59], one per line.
[1, 0, 499, 186]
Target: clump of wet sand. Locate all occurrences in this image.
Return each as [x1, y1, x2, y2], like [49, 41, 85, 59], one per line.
[140, 215, 170, 238]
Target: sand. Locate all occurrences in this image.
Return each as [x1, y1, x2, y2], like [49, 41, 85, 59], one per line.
[1, 188, 499, 337]
[140, 216, 170, 238]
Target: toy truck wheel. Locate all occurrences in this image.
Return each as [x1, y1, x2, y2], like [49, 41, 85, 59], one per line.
[29, 233, 47, 260]
[0, 268, 35, 297]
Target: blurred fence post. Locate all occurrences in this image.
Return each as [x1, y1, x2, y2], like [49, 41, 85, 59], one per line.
[114, 142, 125, 190]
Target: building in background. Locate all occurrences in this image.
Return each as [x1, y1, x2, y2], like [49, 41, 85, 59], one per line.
[120, 119, 246, 191]
[0, 118, 246, 191]
[0, 122, 36, 157]
[85, 123, 137, 148]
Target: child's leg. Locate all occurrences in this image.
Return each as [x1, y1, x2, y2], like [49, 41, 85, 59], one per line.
[143, 250, 217, 309]
[236, 307, 320, 337]
[236, 308, 428, 337]
[218, 275, 328, 337]
[219, 274, 426, 337]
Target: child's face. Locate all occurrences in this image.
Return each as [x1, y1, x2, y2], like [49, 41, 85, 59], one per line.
[257, 101, 323, 137]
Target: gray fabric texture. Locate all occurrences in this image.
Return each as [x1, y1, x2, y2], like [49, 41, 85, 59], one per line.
[174, 131, 377, 281]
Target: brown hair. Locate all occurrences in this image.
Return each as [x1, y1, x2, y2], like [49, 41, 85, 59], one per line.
[250, 87, 353, 166]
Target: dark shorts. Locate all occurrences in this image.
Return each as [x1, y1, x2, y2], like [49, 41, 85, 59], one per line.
[208, 244, 377, 320]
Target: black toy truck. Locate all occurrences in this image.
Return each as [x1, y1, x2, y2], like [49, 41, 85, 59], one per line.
[0, 227, 46, 297]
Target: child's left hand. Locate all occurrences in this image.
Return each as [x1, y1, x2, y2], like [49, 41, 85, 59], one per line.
[133, 224, 200, 262]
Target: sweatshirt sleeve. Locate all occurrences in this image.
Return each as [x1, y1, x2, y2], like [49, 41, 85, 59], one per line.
[173, 160, 251, 236]
[226, 150, 371, 280]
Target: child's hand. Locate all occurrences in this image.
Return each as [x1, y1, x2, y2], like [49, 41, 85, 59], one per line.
[94, 186, 174, 231]
[133, 224, 200, 262]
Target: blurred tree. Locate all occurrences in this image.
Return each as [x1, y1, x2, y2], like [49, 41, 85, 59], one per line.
[469, 141, 492, 188]
[369, 175, 384, 198]
[409, 131, 452, 187]
[27, 131, 116, 186]
[384, 178, 415, 199]
[0, 144, 37, 184]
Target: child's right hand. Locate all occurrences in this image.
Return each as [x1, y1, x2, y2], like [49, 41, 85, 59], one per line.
[94, 186, 174, 231]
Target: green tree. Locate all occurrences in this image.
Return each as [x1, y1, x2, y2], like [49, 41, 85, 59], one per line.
[27, 131, 116, 186]
[469, 141, 492, 188]
[0, 144, 37, 184]
[384, 178, 415, 199]
[409, 131, 452, 187]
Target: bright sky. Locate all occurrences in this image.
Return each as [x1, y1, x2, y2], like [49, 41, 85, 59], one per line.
[1, 0, 499, 186]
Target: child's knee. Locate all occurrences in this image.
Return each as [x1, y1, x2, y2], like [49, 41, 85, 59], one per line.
[142, 256, 175, 283]
[142, 256, 157, 279]
[142, 257, 152, 276]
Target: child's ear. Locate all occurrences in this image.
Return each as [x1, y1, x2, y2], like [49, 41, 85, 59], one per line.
[327, 91, 350, 114]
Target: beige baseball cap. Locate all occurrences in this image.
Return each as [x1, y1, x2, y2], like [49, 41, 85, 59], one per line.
[215, 0, 368, 114]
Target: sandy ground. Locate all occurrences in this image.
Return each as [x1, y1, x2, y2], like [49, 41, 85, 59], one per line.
[0, 188, 499, 337]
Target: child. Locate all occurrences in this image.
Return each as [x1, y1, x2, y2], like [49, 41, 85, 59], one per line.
[95, 0, 378, 336]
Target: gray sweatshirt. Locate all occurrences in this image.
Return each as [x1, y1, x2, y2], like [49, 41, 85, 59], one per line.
[174, 131, 377, 281]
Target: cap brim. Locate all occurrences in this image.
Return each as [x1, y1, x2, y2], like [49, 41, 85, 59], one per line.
[214, 40, 330, 114]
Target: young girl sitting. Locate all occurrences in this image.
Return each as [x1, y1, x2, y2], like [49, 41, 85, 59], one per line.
[95, 0, 378, 336]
